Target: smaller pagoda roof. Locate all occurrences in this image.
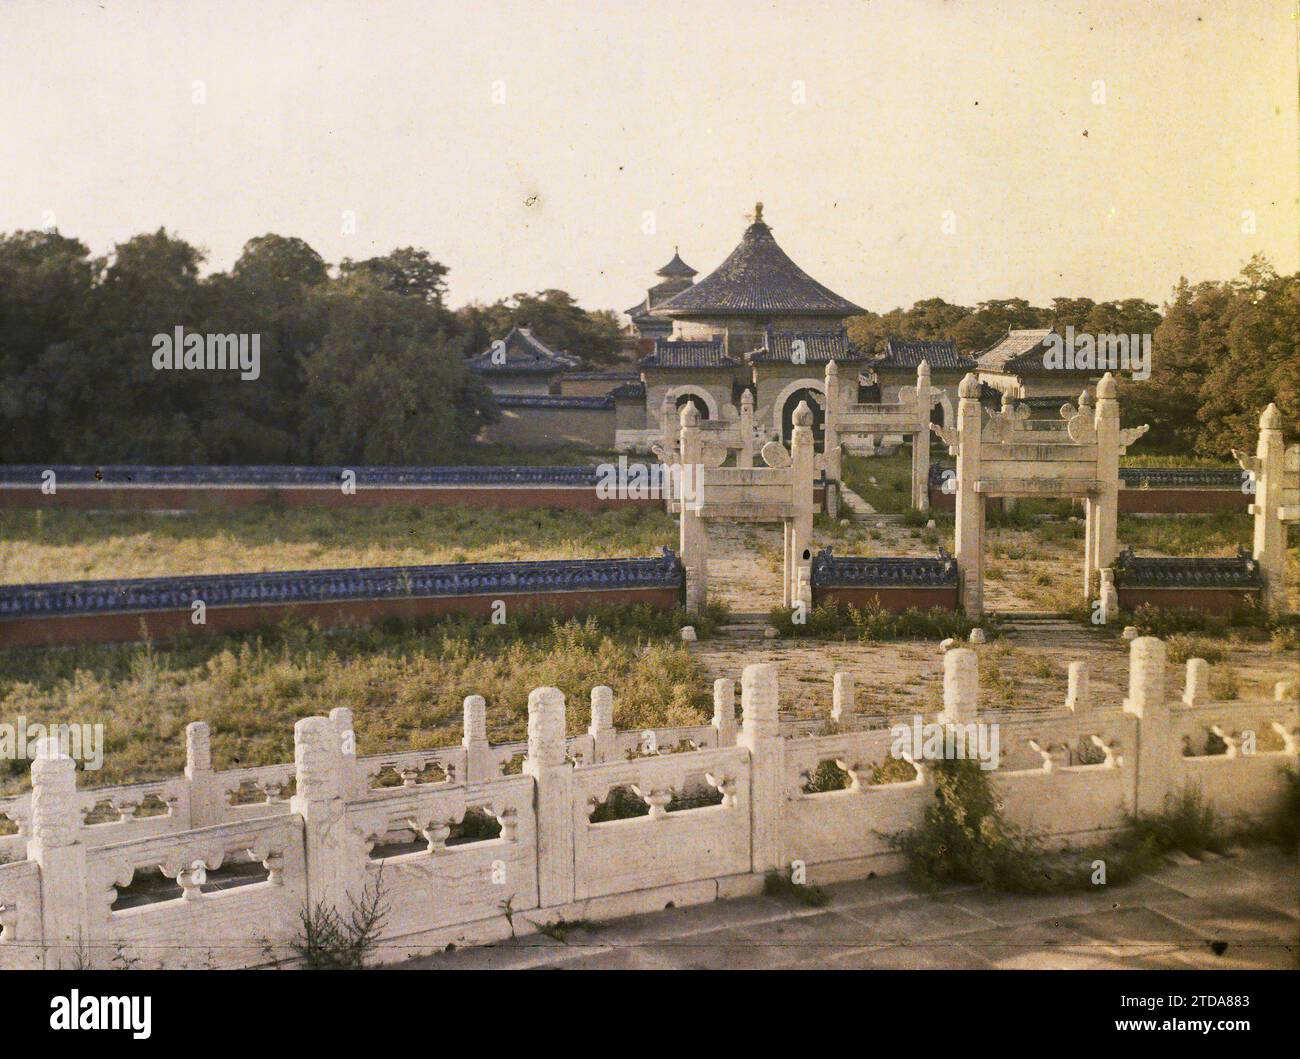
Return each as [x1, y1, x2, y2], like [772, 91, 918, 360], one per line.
[656, 249, 697, 279]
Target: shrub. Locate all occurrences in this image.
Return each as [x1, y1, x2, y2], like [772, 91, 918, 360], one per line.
[763, 869, 829, 907]
[290, 872, 389, 969]
[890, 760, 1232, 895]
[1166, 635, 1225, 665]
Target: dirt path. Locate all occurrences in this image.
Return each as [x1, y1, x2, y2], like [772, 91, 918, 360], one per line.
[692, 519, 1297, 725]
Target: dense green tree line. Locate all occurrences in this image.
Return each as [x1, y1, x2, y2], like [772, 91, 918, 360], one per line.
[847, 258, 1298, 457]
[1, 226, 1294, 464]
[0, 229, 621, 464]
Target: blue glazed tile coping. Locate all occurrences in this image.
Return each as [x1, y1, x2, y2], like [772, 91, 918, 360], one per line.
[0, 551, 683, 619]
[0, 465, 607, 487]
[811, 547, 958, 588]
[926, 463, 1244, 490]
[1112, 546, 1261, 589]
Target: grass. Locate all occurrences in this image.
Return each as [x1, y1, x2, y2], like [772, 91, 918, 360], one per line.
[840, 446, 926, 514]
[0, 602, 728, 795]
[0, 505, 676, 584]
[769, 602, 994, 643]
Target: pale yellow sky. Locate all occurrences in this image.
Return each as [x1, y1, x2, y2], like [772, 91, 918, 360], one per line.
[1, 0, 1296, 314]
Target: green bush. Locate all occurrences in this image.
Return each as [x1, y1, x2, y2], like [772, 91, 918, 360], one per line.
[889, 760, 1235, 895]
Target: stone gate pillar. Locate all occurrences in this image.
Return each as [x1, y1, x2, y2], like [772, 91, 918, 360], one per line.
[659, 396, 677, 462]
[738, 389, 755, 469]
[1089, 373, 1121, 601]
[823, 360, 842, 481]
[789, 402, 816, 607]
[678, 401, 708, 613]
[911, 360, 932, 511]
[953, 374, 985, 616]
[1250, 404, 1288, 613]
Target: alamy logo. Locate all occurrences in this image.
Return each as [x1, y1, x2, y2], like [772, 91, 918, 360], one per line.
[595, 457, 703, 510]
[1041, 327, 1150, 381]
[152, 327, 261, 380]
[50, 991, 151, 1039]
[0, 718, 103, 770]
[890, 715, 1001, 770]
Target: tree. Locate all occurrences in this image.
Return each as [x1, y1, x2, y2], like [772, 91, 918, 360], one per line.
[462, 289, 622, 365]
[340, 247, 450, 307]
[299, 273, 494, 463]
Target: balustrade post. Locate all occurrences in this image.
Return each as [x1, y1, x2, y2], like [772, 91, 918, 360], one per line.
[462, 696, 491, 781]
[588, 686, 617, 763]
[1124, 636, 1172, 815]
[27, 738, 89, 969]
[524, 687, 575, 907]
[185, 721, 223, 828]
[291, 717, 366, 913]
[941, 648, 979, 724]
[738, 664, 784, 874]
[712, 678, 737, 746]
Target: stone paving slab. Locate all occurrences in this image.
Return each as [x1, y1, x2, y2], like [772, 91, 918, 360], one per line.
[397, 849, 1298, 970]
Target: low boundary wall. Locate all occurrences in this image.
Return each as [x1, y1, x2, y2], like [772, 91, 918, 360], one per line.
[927, 464, 1251, 514]
[810, 548, 960, 613]
[2, 639, 1293, 968]
[1112, 548, 1265, 617]
[0, 465, 657, 512]
[0, 553, 684, 648]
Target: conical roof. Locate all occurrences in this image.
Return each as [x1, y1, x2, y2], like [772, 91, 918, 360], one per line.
[655, 204, 863, 318]
[656, 249, 697, 279]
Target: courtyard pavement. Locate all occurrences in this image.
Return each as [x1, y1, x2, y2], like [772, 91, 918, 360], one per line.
[397, 846, 1298, 970]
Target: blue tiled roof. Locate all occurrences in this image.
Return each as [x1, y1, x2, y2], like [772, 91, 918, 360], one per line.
[655, 209, 864, 318]
[494, 394, 615, 410]
[1112, 547, 1261, 588]
[0, 465, 610, 487]
[0, 551, 684, 619]
[874, 339, 976, 371]
[747, 329, 866, 365]
[640, 339, 737, 369]
[811, 547, 958, 587]
[467, 327, 582, 374]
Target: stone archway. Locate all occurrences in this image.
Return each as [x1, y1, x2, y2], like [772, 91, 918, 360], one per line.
[773, 378, 825, 448]
[665, 384, 720, 422]
[675, 393, 711, 421]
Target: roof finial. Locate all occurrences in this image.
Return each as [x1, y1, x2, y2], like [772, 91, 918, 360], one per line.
[753, 201, 764, 224]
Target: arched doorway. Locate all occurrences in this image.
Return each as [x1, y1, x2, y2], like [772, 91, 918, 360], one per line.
[675, 393, 710, 421]
[781, 388, 824, 450]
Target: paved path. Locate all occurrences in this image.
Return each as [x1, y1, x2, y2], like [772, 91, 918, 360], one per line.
[398, 846, 1298, 970]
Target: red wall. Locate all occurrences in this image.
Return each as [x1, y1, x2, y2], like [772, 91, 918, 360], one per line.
[0, 586, 681, 648]
[812, 586, 959, 613]
[1116, 587, 1261, 616]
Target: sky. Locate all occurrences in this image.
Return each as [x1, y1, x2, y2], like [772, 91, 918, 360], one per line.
[1, 0, 1297, 316]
